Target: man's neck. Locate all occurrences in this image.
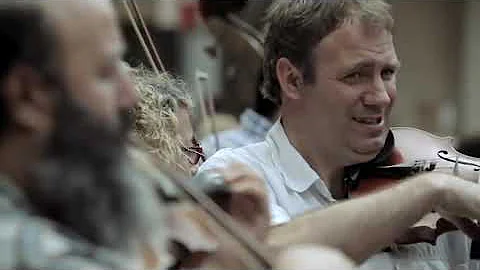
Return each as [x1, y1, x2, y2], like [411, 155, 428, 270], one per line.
[281, 118, 346, 199]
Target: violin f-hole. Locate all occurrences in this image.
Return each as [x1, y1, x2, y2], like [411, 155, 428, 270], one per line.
[437, 150, 480, 170]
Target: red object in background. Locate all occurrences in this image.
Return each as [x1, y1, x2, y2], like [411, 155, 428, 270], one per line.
[180, 1, 199, 31]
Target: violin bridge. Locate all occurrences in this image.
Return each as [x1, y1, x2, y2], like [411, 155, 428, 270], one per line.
[453, 156, 459, 176]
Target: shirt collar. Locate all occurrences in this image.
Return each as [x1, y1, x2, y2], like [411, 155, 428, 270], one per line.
[266, 120, 320, 192]
[240, 108, 273, 137]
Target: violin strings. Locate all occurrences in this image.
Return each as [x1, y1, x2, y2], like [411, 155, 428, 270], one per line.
[414, 157, 480, 168]
[382, 158, 442, 166]
[399, 157, 474, 164]
[382, 156, 480, 171]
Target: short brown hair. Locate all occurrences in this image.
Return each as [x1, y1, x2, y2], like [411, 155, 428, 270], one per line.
[262, 0, 393, 105]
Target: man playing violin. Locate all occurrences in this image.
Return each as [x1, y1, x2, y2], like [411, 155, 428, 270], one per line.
[0, 1, 368, 269]
[199, 0, 475, 269]
[0, 1, 275, 269]
[0, 0, 153, 268]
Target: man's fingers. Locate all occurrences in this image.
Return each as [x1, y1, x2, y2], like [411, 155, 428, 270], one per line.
[440, 216, 480, 239]
[218, 162, 268, 207]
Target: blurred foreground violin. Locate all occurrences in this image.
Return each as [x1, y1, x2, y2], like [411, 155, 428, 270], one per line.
[344, 127, 480, 245]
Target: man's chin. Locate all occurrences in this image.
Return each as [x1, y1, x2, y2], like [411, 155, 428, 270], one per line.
[349, 139, 386, 163]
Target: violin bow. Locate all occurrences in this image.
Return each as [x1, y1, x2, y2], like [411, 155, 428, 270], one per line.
[124, 0, 218, 147]
[194, 70, 220, 150]
[122, 1, 273, 269]
[122, 0, 165, 75]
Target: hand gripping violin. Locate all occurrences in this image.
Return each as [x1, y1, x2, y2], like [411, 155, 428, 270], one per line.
[344, 127, 480, 246]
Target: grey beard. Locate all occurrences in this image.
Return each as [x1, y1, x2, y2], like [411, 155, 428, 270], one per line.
[27, 92, 135, 250]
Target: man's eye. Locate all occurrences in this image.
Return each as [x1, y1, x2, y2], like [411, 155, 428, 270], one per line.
[343, 72, 364, 84]
[99, 62, 121, 79]
[99, 66, 115, 79]
[381, 68, 396, 81]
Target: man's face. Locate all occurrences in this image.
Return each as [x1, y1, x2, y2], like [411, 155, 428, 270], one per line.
[300, 19, 400, 166]
[50, 0, 137, 131]
[27, 0, 138, 249]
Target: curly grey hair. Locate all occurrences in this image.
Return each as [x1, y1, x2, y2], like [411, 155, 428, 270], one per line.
[130, 66, 194, 173]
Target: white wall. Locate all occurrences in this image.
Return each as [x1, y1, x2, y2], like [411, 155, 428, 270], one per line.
[390, 1, 463, 136]
[458, 1, 480, 136]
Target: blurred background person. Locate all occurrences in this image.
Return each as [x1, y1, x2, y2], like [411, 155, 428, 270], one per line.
[198, 0, 279, 157]
[131, 67, 204, 176]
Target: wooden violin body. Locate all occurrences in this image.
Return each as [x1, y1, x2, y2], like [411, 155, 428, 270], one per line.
[393, 127, 480, 182]
[349, 127, 480, 245]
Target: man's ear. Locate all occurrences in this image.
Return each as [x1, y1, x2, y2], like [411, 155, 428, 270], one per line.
[276, 57, 304, 101]
[3, 64, 56, 134]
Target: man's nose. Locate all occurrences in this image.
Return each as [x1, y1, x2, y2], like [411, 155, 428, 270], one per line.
[362, 79, 392, 108]
[118, 71, 138, 110]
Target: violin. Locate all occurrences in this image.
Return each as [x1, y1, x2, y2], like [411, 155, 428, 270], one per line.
[345, 127, 480, 245]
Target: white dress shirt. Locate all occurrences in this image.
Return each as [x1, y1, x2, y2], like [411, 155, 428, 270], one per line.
[199, 120, 470, 270]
